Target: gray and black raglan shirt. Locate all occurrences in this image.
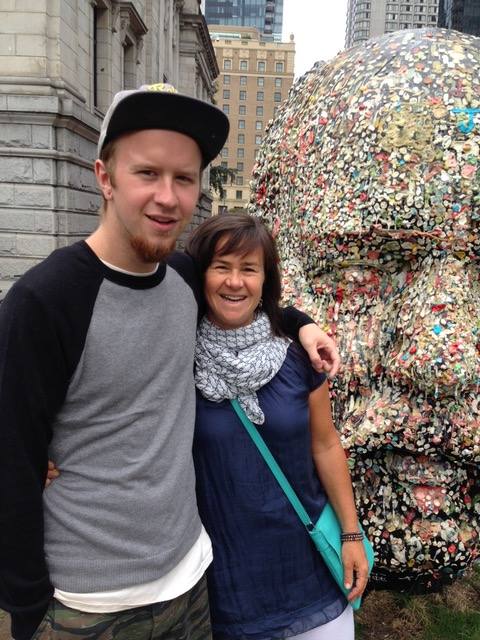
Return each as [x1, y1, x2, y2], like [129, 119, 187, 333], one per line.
[0, 242, 204, 640]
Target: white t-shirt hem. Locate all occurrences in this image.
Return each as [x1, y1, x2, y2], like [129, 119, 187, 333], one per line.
[54, 526, 212, 612]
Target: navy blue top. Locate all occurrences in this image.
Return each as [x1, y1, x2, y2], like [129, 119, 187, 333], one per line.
[193, 343, 347, 640]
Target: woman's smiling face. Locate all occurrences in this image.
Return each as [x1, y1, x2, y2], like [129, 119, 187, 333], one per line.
[204, 239, 265, 330]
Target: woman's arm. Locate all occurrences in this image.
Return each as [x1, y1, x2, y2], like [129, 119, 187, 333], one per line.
[309, 382, 369, 602]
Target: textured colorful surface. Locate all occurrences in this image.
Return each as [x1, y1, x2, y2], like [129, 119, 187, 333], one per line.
[250, 28, 480, 591]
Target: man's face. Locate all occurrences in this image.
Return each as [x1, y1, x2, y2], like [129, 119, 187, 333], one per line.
[252, 29, 480, 591]
[95, 129, 202, 271]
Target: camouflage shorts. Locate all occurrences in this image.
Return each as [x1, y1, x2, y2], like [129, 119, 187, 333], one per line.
[31, 575, 211, 640]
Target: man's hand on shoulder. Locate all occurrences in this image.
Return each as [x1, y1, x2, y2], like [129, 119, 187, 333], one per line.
[45, 461, 59, 488]
[298, 324, 340, 377]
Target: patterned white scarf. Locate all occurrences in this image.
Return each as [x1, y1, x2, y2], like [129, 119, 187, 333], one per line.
[195, 312, 290, 424]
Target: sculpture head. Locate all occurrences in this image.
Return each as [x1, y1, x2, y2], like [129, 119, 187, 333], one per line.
[251, 28, 480, 591]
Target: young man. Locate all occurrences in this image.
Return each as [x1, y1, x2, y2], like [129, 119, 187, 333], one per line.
[0, 84, 339, 640]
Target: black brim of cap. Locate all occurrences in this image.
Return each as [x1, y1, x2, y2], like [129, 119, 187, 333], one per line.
[103, 91, 230, 167]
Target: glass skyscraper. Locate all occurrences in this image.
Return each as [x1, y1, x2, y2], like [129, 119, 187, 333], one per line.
[438, 0, 480, 36]
[345, 0, 439, 48]
[204, 0, 284, 41]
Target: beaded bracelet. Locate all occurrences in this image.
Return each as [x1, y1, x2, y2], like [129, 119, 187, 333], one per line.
[341, 531, 364, 542]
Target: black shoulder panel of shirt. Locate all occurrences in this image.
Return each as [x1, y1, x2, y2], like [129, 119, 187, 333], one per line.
[167, 251, 205, 319]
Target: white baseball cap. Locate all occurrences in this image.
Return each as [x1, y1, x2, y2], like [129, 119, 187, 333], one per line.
[97, 83, 230, 168]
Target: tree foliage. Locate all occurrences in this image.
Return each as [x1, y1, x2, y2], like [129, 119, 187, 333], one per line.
[209, 165, 237, 201]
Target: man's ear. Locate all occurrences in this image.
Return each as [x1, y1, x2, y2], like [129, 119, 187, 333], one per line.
[95, 159, 113, 200]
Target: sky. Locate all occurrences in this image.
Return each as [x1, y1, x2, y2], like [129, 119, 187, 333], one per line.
[282, 0, 349, 77]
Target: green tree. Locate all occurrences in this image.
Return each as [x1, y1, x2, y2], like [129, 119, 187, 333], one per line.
[209, 165, 237, 201]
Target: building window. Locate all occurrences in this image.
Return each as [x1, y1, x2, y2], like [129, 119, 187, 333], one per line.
[274, 92, 282, 102]
[240, 75, 247, 85]
[113, 4, 147, 95]
[238, 119, 245, 129]
[224, 74, 231, 84]
[255, 120, 262, 130]
[223, 89, 230, 99]
[222, 104, 230, 114]
[237, 162, 244, 171]
[254, 148, 260, 158]
[256, 106, 263, 116]
[273, 106, 279, 116]
[221, 161, 228, 168]
[236, 176, 244, 185]
[224, 59, 232, 70]
[275, 77, 282, 87]
[240, 59, 248, 70]
[257, 60, 266, 72]
[237, 148, 244, 158]
[239, 105, 246, 115]
[239, 90, 247, 101]
[122, 38, 136, 89]
[236, 190, 243, 199]
[255, 135, 262, 144]
[257, 77, 264, 86]
[238, 134, 245, 144]
[221, 147, 228, 157]
[257, 91, 264, 101]
[275, 61, 284, 72]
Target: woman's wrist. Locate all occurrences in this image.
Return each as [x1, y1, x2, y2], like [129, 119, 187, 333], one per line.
[340, 531, 364, 543]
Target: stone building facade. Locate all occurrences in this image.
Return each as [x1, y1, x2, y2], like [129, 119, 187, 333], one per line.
[0, 0, 219, 298]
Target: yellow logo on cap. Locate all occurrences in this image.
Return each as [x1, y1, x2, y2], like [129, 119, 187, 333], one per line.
[145, 83, 178, 94]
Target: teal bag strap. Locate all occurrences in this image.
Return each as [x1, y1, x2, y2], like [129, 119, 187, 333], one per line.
[230, 398, 314, 529]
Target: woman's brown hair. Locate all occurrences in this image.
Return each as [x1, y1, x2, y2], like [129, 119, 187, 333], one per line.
[186, 213, 284, 335]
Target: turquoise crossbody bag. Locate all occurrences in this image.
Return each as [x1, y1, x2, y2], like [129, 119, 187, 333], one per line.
[230, 398, 375, 611]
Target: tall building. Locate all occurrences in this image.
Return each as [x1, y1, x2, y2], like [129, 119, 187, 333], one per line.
[204, 0, 284, 41]
[0, 0, 219, 298]
[209, 25, 294, 213]
[346, 0, 439, 48]
[438, 0, 480, 36]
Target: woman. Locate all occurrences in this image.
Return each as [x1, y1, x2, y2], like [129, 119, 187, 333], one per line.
[186, 213, 368, 640]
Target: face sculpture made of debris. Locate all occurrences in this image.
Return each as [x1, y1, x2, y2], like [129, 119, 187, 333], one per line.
[251, 28, 480, 592]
